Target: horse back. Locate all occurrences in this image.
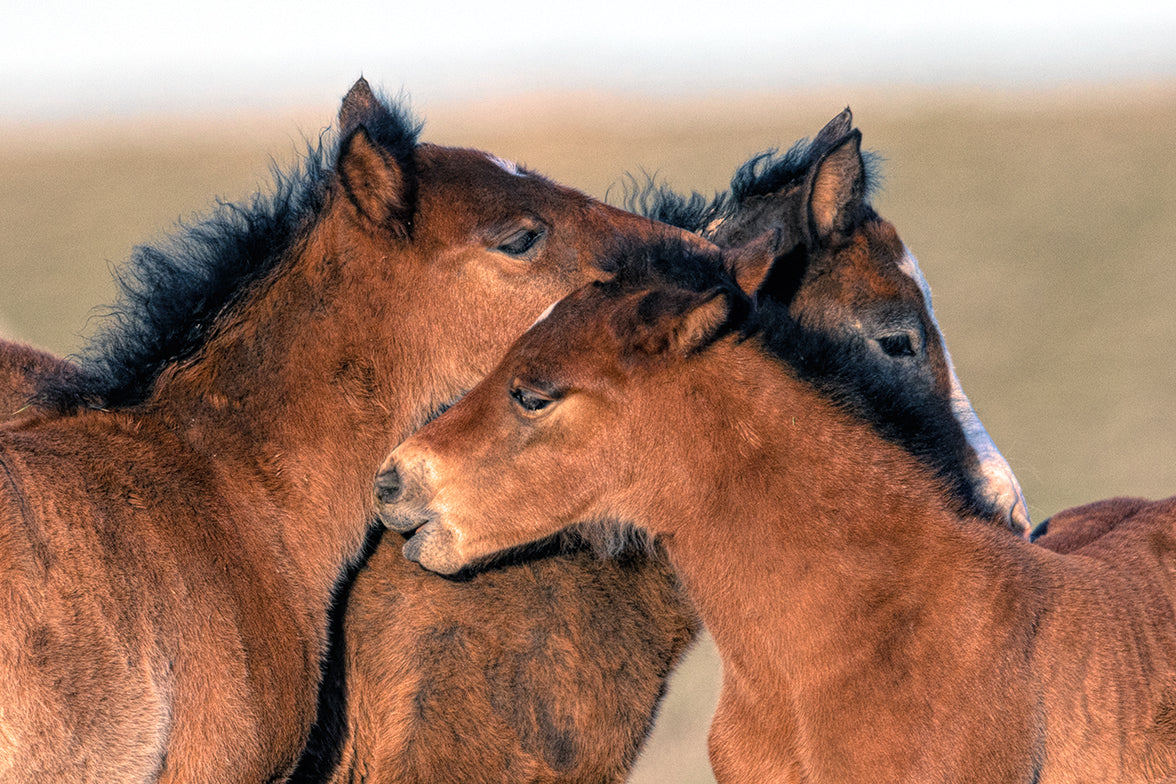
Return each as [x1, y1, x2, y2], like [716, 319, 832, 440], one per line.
[1030, 497, 1176, 780]
[1032, 496, 1155, 554]
[0, 413, 316, 782]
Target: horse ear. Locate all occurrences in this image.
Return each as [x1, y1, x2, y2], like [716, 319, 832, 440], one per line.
[805, 128, 865, 240]
[337, 127, 413, 235]
[813, 107, 853, 151]
[622, 288, 732, 358]
[725, 228, 784, 296]
[339, 77, 382, 135]
[672, 291, 731, 355]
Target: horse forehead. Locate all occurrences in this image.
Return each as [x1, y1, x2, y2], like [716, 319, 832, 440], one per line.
[896, 246, 936, 309]
[817, 236, 908, 307]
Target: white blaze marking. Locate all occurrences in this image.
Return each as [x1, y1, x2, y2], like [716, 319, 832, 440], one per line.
[898, 246, 1031, 536]
[487, 154, 524, 177]
[528, 300, 560, 330]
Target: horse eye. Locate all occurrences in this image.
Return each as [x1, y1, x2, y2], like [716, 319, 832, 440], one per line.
[510, 385, 554, 414]
[877, 333, 917, 358]
[497, 228, 544, 256]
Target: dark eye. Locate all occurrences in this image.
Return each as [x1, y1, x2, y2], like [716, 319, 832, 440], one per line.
[510, 384, 555, 415]
[497, 228, 544, 256]
[876, 332, 917, 358]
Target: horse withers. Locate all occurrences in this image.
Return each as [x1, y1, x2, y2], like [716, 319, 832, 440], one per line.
[380, 131, 1176, 782]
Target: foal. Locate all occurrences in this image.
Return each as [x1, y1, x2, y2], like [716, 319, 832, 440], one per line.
[0, 79, 698, 783]
[301, 110, 1039, 784]
[631, 107, 1028, 536]
[380, 150, 1176, 781]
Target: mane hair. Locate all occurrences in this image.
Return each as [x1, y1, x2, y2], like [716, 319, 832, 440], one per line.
[604, 237, 739, 294]
[606, 237, 980, 520]
[748, 286, 979, 519]
[34, 94, 423, 413]
[622, 135, 882, 234]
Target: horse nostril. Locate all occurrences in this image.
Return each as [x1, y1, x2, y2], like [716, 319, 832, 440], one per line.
[374, 466, 402, 504]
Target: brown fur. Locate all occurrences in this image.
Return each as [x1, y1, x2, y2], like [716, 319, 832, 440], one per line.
[381, 240, 1176, 781]
[380, 141, 1176, 780]
[1031, 497, 1154, 554]
[0, 107, 1030, 783]
[0, 340, 76, 419]
[0, 80, 705, 783]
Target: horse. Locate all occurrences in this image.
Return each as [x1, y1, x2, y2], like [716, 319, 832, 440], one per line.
[320, 109, 1043, 784]
[0, 106, 1031, 783]
[0, 77, 710, 783]
[378, 130, 1176, 782]
[628, 106, 1028, 537]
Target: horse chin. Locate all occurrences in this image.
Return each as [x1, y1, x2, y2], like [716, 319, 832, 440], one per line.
[377, 507, 431, 533]
[402, 520, 468, 575]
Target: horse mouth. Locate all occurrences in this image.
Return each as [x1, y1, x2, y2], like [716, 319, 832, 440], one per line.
[377, 506, 432, 534]
[401, 520, 466, 575]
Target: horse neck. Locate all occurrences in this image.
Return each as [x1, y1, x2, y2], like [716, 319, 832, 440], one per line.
[149, 212, 421, 592]
[651, 340, 1029, 708]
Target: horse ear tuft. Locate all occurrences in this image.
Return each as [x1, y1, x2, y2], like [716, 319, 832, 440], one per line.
[725, 228, 784, 297]
[338, 77, 383, 135]
[672, 292, 731, 355]
[623, 288, 731, 358]
[806, 128, 865, 240]
[337, 127, 411, 235]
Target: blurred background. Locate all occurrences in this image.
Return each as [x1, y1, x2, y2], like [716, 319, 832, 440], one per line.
[3, 2, 1175, 781]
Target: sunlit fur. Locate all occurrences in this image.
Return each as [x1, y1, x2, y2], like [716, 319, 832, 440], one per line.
[0, 341, 78, 419]
[628, 110, 1029, 535]
[382, 231, 1176, 782]
[0, 79, 704, 783]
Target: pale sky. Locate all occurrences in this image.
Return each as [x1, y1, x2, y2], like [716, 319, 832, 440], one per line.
[3, 0, 1175, 120]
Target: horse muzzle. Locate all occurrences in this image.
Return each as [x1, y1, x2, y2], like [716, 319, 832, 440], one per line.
[374, 461, 434, 534]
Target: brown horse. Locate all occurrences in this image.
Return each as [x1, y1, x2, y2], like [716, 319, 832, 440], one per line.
[0, 77, 708, 783]
[380, 132, 1176, 782]
[629, 107, 1028, 536]
[324, 111, 1046, 784]
[0, 108, 1032, 783]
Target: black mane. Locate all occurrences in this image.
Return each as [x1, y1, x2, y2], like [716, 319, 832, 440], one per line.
[608, 237, 985, 522]
[623, 136, 881, 234]
[34, 93, 422, 413]
[751, 301, 979, 519]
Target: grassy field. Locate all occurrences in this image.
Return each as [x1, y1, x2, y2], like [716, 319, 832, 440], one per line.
[3, 82, 1175, 782]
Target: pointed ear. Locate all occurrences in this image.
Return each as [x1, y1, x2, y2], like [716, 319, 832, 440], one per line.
[805, 128, 865, 240]
[338, 77, 382, 135]
[673, 292, 731, 355]
[337, 127, 413, 235]
[813, 107, 853, 151]
[622, 288, 733, 358]
[724, 228, 784, 296]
